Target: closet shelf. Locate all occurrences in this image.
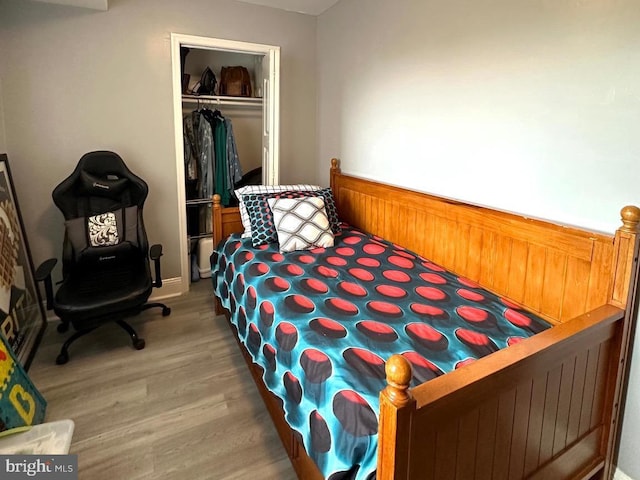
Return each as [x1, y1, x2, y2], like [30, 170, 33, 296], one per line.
[182, 94, 263, 108]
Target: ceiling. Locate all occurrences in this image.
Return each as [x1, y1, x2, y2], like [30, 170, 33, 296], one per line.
[236, 0, 339, 15]
[26, 0, 340, 15]
[26, 0, 108, 10]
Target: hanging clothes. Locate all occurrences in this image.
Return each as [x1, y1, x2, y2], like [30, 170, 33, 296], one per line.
[183, 104, 243, 208]
[197, 108, 215, 199]
[225, 118, 243, 199]
[184, 111, 202, 237]
[213, 112, 229, 206]
[182, 113, 199, 183]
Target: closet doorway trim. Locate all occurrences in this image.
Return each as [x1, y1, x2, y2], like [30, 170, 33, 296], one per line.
[171, 33, 280, 293]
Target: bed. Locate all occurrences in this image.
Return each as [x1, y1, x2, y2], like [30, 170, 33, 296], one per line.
[210, 159, 640, 480]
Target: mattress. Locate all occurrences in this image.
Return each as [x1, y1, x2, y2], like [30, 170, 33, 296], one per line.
[211, 225, 551, 480]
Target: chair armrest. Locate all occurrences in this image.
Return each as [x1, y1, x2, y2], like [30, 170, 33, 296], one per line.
[35, 258, 57, 310]
[149, 244, 163, 288]
[150, 244, 163, 260]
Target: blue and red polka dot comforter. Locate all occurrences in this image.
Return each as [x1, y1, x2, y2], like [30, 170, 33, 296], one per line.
[211, 225, 551, 480]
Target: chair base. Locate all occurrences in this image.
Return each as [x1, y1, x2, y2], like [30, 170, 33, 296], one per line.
[143, 302, 172, 317]
[55, 301, 170, 365]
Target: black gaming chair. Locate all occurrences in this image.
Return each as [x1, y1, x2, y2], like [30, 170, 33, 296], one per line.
[36, 151, 171, 365]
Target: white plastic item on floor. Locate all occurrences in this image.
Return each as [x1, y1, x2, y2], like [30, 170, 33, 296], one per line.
[0, 419, 75, 454]
[197, 237, 214, 279]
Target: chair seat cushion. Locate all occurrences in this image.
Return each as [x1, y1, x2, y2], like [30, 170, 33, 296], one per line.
[54, 260, 152, 325]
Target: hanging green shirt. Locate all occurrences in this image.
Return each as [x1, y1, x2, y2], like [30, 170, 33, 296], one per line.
[214, 117, 229, 206]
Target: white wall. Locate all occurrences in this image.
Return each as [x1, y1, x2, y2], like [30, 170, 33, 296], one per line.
[0, 61, 6, 154]
[0, 0, 317, 281]
[0, 85, 6, 154]
[318, 0, 640, 233]
[317, 0, 640, 477]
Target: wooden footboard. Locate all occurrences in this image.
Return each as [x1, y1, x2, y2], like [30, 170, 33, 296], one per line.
[212, 160, 640, 480]
[378, 305, 624, 480]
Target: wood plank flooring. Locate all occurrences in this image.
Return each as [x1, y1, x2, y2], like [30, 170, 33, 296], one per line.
[28, 280, 297, 480]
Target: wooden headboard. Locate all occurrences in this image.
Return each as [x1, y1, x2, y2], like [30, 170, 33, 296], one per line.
[330, 158, 639, 326]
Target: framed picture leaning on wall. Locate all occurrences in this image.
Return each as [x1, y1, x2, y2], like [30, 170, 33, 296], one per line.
[0, 153, 46, 370]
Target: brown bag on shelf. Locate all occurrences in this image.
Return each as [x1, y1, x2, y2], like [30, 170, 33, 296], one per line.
[219, 66, 252, 97]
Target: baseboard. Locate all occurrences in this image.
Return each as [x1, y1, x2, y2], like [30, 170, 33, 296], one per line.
[149, 276, 184, 300]
[45, 308, 59, 323]
[615, 468, 635, 480]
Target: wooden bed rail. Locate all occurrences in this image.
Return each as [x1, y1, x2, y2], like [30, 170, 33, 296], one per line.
[610, 205, 640, 309]
[605, 205, 640, 479]
[212, 193, 242, 247]
[378, 355, 415, 480]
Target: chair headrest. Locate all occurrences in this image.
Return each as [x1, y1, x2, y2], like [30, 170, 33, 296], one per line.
[79, 170, 129, 199]
[53, 151, 148, 219]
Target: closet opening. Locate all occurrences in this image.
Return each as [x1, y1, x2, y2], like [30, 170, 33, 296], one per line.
[171, 33, 280, 293]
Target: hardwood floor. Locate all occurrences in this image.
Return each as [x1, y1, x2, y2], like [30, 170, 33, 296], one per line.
[28, 280, 297, 480]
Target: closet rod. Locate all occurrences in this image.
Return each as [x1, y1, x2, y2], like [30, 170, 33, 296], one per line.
[182, 95, 262, 108]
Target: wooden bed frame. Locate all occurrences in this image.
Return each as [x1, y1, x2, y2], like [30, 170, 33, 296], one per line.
[211, 159, 640, 480]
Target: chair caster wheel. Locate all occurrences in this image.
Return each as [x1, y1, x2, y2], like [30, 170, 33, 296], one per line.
[56, 352, 69, 365]
[57, 323, 69, 333]
[162, 307, 171, 317]
[133, 338, 145, 350]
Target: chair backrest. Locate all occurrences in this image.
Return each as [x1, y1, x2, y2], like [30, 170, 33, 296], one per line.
[53, 151, 148, 218]
[53, 151, 150, 274]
